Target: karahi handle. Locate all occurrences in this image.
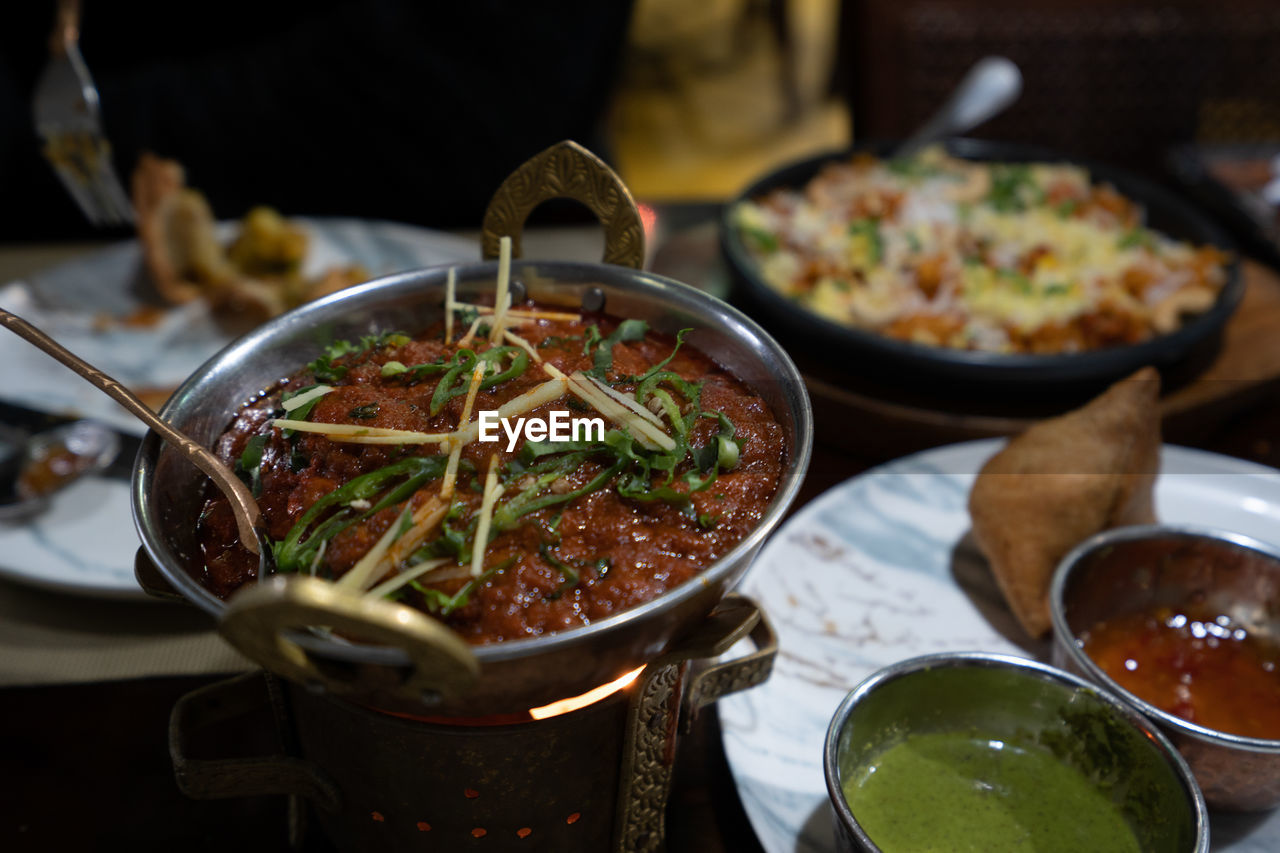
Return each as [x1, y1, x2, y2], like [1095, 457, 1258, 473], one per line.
[481, 139, 646, 270]
[681, 597, 777, 722]
[134, 548, 185, 601]
[218, 575, 480, 705]
[169, 671, 340, 816]
[613, 594, 776, 852]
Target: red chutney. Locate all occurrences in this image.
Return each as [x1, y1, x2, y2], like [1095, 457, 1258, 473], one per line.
[196, 302, 785, 645]
[1081, 604, 1280, 739]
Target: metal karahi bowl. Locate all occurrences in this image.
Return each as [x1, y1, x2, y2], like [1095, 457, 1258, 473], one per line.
[1051, 525, 1280, 811]
[132, 258, 812, 717]
[823, 652, 1208, 853]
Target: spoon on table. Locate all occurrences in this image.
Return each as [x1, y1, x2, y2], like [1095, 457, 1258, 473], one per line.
[0, 418, 120, 520]
[0, 308, 272, 573]
[894, 56, 1023, 160]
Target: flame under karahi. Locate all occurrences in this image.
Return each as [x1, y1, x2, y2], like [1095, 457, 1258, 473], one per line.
[528, 666, 645, 720]
[372, 665, 647, 726]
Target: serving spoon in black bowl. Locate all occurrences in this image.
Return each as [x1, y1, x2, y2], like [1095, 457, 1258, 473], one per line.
[0, 307, 272, 573]
[895, 55, 1022, 159]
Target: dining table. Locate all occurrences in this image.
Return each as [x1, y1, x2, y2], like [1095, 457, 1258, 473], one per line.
[2, 200, 1280, 853]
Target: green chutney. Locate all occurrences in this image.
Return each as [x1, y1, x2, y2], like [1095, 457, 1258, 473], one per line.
[841, 732, 1141, 852]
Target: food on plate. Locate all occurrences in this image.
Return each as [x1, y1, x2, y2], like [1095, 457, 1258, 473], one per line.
[841, 730, 1140, 852]
[17, 439, 96, 500]
[733, 147, 1230, 353]
[968, 367, 1160, 637]
[196, 258, 785, 643]
[131, 153, 366, 319]
[1082, 601, 1280, 739]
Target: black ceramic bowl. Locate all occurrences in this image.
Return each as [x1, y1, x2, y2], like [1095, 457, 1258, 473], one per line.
[720, 139, 1242, 399]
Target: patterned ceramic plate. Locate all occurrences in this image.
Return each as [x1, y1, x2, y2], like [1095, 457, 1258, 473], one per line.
[721, 438, 1280, 853]
[0, 219, 475, 598]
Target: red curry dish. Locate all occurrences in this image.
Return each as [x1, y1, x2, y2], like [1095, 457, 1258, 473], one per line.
[197, 296, 784, 644]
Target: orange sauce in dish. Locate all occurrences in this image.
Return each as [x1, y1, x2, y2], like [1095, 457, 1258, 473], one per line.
[18, 442, 92, 499]
[1081, 605, 1280, 739]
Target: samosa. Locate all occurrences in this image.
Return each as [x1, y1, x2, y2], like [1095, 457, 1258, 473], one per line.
[968, 367, 1161, 638]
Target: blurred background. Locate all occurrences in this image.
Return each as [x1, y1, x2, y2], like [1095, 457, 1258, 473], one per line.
[611, 0, 847, 199]
[4, 0, 1280, 240]
[4, 5, 1280, 851]
[613, 0, 1280, 263]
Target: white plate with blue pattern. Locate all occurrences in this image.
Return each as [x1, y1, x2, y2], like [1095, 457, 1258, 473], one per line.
[0, 219, 475, 598]
[721, 438, 1280, 853]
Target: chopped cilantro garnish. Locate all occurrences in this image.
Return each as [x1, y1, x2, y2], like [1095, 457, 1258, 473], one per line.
[540, 546, 611, 600]
[382, 354, 450, 383]
[887, 155, 943, 179]
[307, 331, 409, 383]
[540, 544, 579, 590]
[538, 334, 582, 350]
[279, 384, 328, 432]
[848, 219, 883, 266]
[307, 341, 358, 383]
[987, 164, 1042, 213]
[740, 224, 780, 253]
[412, 557, 514, 616]
[1117, 229, 1154, 250]
[455, 305, 479, 330]
[997, 268, 1034, 295]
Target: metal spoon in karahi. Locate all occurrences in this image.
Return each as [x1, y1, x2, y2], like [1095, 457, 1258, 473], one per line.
[0, 308, 272, 575]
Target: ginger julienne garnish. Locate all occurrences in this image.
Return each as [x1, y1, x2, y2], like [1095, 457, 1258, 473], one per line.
[202, 237, 782, 643]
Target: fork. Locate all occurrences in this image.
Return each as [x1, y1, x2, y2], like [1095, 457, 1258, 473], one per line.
[32, 0, 135, 226]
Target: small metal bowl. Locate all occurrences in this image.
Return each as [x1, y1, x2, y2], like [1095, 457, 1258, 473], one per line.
[823, 652, 1207, 852]
[1051, 525, 1280, 811]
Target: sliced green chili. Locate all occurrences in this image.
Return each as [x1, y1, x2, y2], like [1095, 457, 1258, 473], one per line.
[429, 346, 528, 415]
[628, 327, 692, 387]
[272, 456, 447, 573]
[587, 319, 648, 377]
